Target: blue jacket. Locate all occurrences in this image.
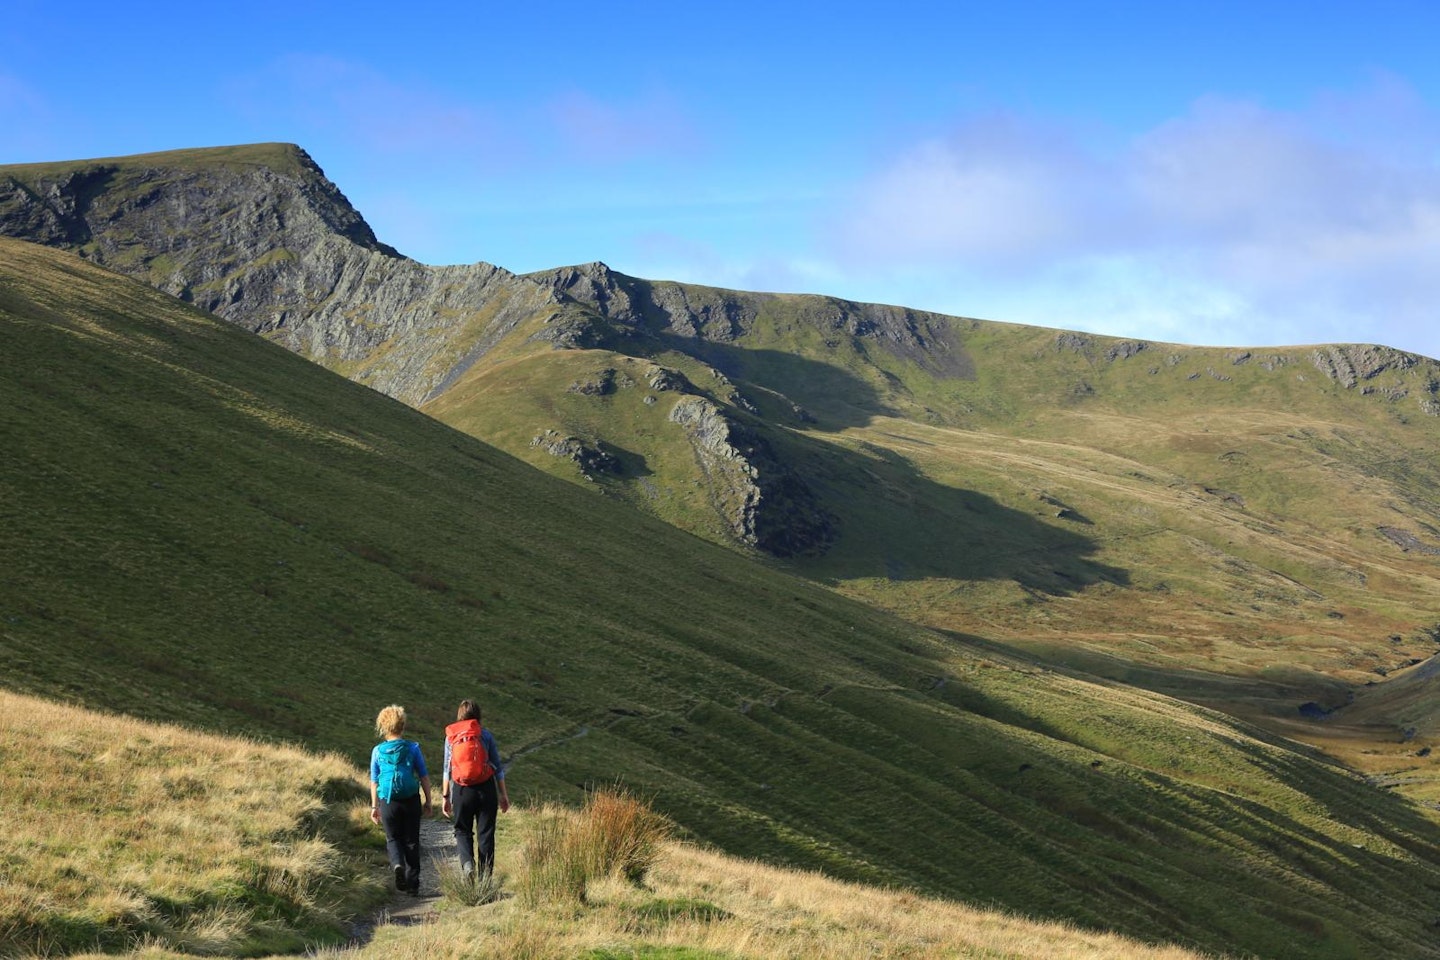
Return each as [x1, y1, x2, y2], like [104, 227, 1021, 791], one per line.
[370, 738, 428, 800]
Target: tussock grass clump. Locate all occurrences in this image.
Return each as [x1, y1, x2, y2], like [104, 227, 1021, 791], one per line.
[0, 690, 377, 957]
[436, 859, 505, 908]
[516, 788, 671, 905]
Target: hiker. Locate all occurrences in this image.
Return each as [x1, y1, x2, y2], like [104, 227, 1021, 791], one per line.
[369, 704, 433, 896]
[442, 698, 510, 881]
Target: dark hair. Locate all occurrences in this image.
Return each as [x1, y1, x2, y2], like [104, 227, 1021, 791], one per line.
[457, 699, 481, 722]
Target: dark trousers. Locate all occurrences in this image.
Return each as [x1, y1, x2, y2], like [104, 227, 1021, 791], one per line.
[453, 778, 498, 876]
[378, 794, 423, 891]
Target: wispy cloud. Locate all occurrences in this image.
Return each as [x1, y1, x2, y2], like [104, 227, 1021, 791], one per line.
[826, 74, 1440, 357]
[223, 56, 702, 172]
[547, 88, 703, 161]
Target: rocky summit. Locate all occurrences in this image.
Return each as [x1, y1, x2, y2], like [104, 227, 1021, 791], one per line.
[0, 144, 863, 556]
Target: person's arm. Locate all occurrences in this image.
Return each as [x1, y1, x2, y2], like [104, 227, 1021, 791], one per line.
[369, 749, 382, 824]
[441, 738, 453, 818]
[487, 731, 511, 813]
[412, 742, 433, 814]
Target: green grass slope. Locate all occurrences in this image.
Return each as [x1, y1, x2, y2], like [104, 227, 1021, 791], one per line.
[428, 271, 1440, 750]
[7, 692, 1208, 960]
[10, 145, 1435, 747]
[9, 237, 1440, 958]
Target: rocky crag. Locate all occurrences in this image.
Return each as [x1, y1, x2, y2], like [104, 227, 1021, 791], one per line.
[6, 143, 1440, 562]
[0, 144, 841, 554]
[0, 144, 588, 407]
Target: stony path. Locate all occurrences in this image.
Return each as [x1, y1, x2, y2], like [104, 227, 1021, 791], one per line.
[348, 814, 458, 941]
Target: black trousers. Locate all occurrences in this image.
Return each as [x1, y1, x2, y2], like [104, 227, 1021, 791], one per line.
[378, 794, 423, 891]
[453, 778, 499, 876]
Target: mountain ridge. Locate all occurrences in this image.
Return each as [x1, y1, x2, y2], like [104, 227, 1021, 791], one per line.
[10, 235, 1440, 958]
[8, 142, 1440, 769]
[12, 139, 1440, 954]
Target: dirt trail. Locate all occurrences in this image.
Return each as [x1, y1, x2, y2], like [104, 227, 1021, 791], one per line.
[347, 814, 458, 942]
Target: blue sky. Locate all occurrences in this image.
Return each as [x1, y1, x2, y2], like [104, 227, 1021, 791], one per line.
[6, 1, 1440, 358]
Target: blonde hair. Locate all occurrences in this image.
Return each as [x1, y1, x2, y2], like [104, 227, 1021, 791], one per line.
[375, 704, 407, 738]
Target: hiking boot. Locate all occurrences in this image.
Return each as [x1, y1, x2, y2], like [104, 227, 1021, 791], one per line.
[393, 865, 406, 891]
[462, 862, 475, 883]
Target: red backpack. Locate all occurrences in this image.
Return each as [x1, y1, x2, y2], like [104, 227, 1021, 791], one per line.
[446, 718, 494, 786]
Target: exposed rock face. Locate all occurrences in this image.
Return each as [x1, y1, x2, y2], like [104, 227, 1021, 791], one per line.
[568, 368, 622, 396]
[645, 366, 690, 392]
[0, 145, 585, 406]
[1105, 340, 1149, 362]
[0, 146, 840, 557]
[529, 261, 976, 379]
[1307, 345, 1440, 416]
[530, 430, 619, 479]
[667, 396, 835, 557]
[1311, 345, 1417, 389]
[1378, 527, 1440, 555]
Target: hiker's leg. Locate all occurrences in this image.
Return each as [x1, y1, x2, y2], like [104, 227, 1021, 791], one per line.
[475, 778, 500, 878]
[377, 799, 405, 870]
[453, 784, 481, 873]
[400, 796, 422, 892]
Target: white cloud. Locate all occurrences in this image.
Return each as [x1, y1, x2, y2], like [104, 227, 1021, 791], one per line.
[833, 115, 1115, 269]
[826, 75, 1440, 358]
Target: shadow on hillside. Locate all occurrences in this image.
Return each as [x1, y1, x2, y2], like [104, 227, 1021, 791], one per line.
[933, 632, 1440, 881]
[782, 431, 1128, 594]
[649, 333, 894, 431]
[629, 329, 1123, 592]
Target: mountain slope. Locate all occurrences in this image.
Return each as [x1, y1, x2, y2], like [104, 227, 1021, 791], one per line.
[7, 144, 1440, 766]
[10, 237, 1440, 957]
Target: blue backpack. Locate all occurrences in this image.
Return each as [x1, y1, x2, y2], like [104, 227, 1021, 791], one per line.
[375, 739, 420, 801]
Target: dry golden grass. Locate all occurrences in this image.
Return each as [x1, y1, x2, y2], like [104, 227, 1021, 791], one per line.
[296, 845, 1220, 960]
[298, 800, 1218, 960]
[633, 843, 1218, 960]
[0, 690, 375, 956]
[6, 697, 1219, 960]
[514, 788, 671, 905]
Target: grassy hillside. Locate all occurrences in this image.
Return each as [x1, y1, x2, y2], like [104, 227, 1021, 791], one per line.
[0, 690, 378, 956]
[8, 145, 1437, 761]
[312, 801, 1215, 960]
[0, 142, 314, 179]
[426, 273, 1440, 763]
[12, 691, 1207, 960]
[9, 237, 1440, 958]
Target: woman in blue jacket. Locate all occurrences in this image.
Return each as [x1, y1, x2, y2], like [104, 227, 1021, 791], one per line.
[369, 704, 433, 895]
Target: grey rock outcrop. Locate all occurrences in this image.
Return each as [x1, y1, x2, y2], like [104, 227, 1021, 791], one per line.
[529, 261, 976, 379]
[667, 396, 834, 557]
[0, 145, 591, 406]
[530, 430, 620, 479]
[1311, 345, 1417, 389]
[1105, 340, 1149, 362]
